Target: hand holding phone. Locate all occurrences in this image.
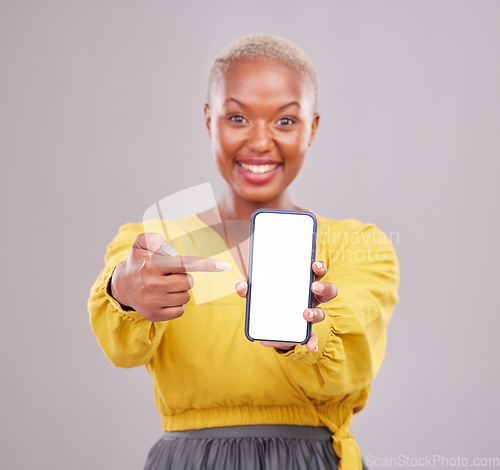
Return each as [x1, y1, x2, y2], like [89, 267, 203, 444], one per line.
[244, 209, 318, 346]
[236, 260, 334, 351]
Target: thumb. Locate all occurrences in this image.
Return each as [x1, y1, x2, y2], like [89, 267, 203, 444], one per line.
[133, 232, 178, 257]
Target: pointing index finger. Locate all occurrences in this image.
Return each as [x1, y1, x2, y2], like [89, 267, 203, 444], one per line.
[182, 256, 232, 273]
[151, 253, 232, 273]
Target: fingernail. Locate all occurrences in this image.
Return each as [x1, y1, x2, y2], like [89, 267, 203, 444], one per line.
[308, 309, 315, 320]
[234, 280, 242, 290]
[313, 282, 324, 293]
[315, 261, 325, 270]
[161, 242, 178, 257]
[314, 342, 319, 352]
[216, 261, 232, 271]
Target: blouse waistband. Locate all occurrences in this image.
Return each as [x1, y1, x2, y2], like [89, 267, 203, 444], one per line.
[162, 424, 333, 440]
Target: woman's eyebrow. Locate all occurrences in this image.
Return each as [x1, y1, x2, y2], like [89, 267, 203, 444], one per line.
[278, 102, 300, 110]
[225, 98, 246, 107]
[225, 98, 301, 110]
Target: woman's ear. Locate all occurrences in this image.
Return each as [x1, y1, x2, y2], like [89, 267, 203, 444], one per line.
[204, 103, 212, 137]
[308, 112, 320, 146]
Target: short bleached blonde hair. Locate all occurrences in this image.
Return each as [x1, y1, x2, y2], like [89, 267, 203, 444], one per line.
[207, 33, 318, 110]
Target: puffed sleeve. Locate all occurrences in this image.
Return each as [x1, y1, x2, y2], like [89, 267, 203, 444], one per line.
[275, 219, 399, 400]
[88, 223, 169, 368]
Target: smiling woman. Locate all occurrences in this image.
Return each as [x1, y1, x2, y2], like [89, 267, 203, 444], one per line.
[88, 33, 399, 470]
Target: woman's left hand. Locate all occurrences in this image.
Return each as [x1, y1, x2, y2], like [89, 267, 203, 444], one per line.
[234, 260, 338, 352]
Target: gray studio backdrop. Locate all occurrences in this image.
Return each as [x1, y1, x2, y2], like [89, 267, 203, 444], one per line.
[1, 1, 499, 469]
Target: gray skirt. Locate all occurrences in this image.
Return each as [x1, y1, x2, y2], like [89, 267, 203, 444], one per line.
[143, 425, 342, 470]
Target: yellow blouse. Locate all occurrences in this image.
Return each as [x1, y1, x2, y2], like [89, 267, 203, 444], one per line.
[88, 212, 399, 470]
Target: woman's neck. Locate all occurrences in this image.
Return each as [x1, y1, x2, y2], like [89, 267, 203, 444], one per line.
[216, 186, 301, 222]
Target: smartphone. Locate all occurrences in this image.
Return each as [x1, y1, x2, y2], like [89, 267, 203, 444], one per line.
[245, 208, 317, 345]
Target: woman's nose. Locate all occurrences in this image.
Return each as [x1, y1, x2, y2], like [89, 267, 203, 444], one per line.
[246, 122, 273, 153]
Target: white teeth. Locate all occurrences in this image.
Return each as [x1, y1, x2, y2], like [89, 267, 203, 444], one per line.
[238, 162, 279, 174]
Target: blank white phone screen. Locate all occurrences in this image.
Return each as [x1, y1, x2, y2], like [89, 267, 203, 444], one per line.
[247, 211, 315, 343]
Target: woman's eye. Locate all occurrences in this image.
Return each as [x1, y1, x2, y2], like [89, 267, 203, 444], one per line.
[229, 115, 247, 124]
[276, 117, 295, 126]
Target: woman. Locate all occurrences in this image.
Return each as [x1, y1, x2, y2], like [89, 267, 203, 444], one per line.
[88, 33, 399, 470]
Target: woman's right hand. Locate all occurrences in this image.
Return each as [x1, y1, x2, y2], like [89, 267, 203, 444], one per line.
[110, 232, 232, 322]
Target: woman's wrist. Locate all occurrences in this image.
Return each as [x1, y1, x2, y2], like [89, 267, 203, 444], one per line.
[108, 264, 134, 311]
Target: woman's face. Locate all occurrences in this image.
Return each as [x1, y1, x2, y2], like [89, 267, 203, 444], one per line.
[205, 57, 320, 205]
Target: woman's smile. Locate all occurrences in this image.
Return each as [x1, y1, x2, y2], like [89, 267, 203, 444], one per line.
[236, 161, 280, 174]
[235, 159, 282, 184]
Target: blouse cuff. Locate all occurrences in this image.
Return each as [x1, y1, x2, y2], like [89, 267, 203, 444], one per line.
[272, 293, 349, 367]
